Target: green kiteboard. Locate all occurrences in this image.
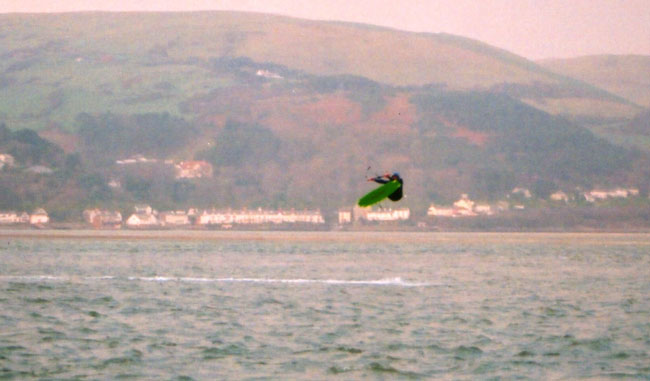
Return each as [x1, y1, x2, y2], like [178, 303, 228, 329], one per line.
[357, 180, 401, 207]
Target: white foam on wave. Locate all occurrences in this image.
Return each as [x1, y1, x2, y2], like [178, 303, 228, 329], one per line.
[0, 275, 438, 287]
[0, 275, 66, 281]
[177, 276, 436, 287]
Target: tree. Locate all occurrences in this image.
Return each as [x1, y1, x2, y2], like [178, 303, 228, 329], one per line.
[125, 176, 151, 201]
[532, 178, 558, 199]
[0, 183, 22, 209]
[198, 120, 280, 167]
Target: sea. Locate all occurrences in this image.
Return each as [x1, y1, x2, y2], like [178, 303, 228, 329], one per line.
[0, 230, 649, 380]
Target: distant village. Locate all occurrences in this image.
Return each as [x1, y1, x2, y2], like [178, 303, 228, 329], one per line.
[2, 151, 647, 229]
[0, 186, 644, 230]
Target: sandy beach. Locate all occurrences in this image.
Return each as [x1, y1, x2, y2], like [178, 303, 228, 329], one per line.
[2, 228, 650, 246]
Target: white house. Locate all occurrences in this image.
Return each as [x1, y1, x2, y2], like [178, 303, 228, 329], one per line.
[338, 209, 352, 224]
[587, 189, 610, 201]
[550, 191, 570, 202]
[453, 194, 477, 216]
[427, 204, 455, 217]
[511, 187, 532, 199]
[0, 212, 18, 224]
[0, 153, 15, 170]
[134, 205, 155, 215]
[198, 208, 325, 226]
[125, 205, 159, 228]
[474, 204, 493, 216]
[364, 208, 410, 222]
[256, 69, 283, 79]
[29, 208, 49, 225]
[0, 211, 29, 224]
[584, 187, 640, 202]
[126, 213, 159, 228]
[199, 209, 231, 225]
[107, 179, 121, 189]
[284, 209, 326, 224]
[159, 211, 190, 226]
[83, 209, 122, 228]
[608, 188, 631, 198]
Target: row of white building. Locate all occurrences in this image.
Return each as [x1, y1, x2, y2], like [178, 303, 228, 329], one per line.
[425, 187, 644, 219]
[582, 188, 640, 202]
[2, 186, 645, 229]
[0, 209, 50, 225]
[511, 186, 641, 203]
[83, 206, 326, 229]
[338, 207, 411, 224]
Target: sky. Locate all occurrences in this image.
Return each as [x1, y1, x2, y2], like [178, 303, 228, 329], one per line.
[1, 0, 649, 60]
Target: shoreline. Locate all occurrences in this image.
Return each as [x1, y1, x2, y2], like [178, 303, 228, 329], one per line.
[1, 228, 650, 245]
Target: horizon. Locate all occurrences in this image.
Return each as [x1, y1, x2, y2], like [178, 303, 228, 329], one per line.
[1, 0, 649, 60]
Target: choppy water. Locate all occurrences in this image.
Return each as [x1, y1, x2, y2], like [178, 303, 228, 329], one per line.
[1, 231, 649, 379]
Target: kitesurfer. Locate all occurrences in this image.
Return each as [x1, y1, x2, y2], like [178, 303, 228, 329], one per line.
[368, 172, 403, 202]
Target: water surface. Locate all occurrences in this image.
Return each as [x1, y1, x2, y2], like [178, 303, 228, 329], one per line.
[1, 231, 648, 379]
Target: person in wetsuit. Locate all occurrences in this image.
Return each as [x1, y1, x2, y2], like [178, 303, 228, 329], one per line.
[368, 172, 403, 202]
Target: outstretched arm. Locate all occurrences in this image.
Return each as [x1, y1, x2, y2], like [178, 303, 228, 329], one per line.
[368, 173, 391, 184]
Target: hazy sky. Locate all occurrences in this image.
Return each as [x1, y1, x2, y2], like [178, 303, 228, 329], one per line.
[2, 0, 649, 59]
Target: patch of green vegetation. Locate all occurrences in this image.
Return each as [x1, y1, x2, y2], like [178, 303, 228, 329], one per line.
[0, 57, 230, 130]
[197, 120, 280, 167]
[412, 90, 633, 186]
[76, 112, 195, 162]
[590, 125, 650, 152]
[0, 123, 64, 166]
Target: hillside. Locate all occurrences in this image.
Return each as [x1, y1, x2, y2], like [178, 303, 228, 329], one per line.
[1, 12, 559, 87]
[539, 56, 650, 151]
[540, 55, 650, 108]
[1, 12, 649, 222]
[0, 12, 639, 133]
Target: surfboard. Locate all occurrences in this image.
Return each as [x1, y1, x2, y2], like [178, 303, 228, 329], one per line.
[357, 180, 401, 207]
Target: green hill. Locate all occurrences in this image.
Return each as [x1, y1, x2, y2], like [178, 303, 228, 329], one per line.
[540, 55, 650, 108]
[0, 11, 559, 87]
[0, 12, 639, 132]
[539, 56, 650, 150]
[1, 12, 649, 219]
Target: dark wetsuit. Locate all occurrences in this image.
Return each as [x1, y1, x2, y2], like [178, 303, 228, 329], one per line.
[371, 174, 403, 202]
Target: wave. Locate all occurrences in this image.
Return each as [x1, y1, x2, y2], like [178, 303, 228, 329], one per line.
[0, 275, 437, 287]
[0, 275, 64, 281]
[135, 276, 437, 287]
